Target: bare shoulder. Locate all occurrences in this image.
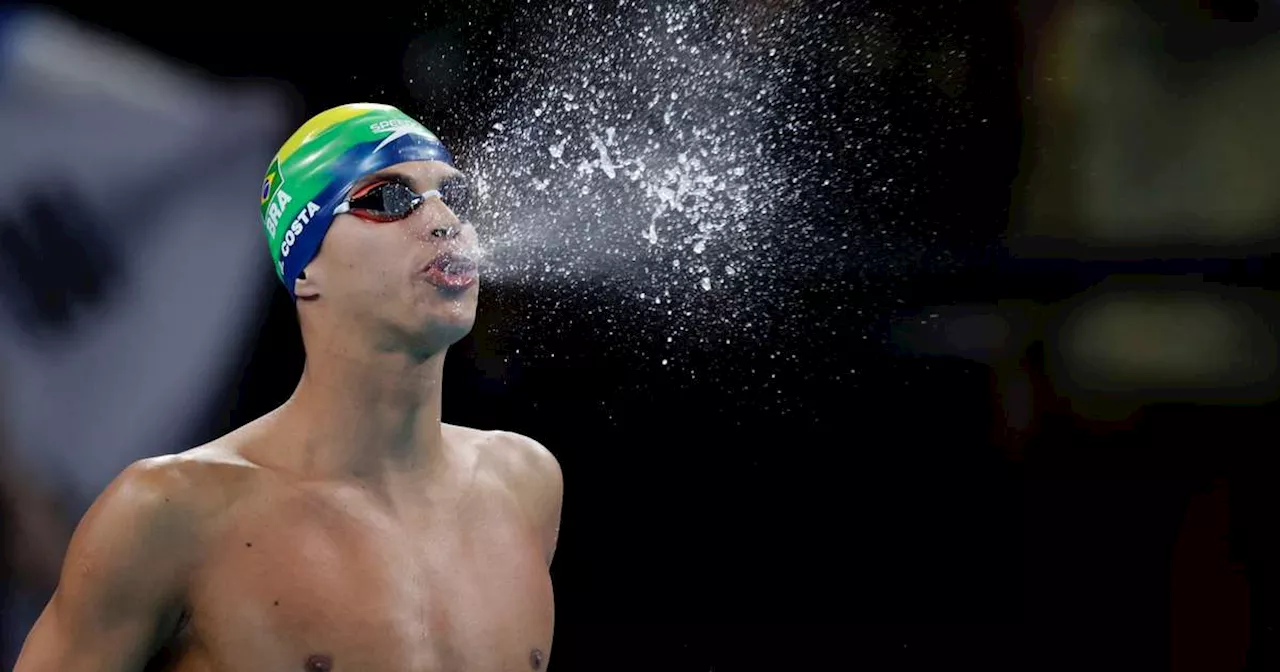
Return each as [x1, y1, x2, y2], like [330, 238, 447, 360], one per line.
[126, 443, 257, 501]
[86, 420, 275, 536]
[450, 424, 565, 509]
[487, 430, 561, 480]
[15, 443, 264, 671]
[448, 426, 563, 561]
[79, 443, 258, 551]
[47, 444, 253, 616]
[447, 425, 562, 498]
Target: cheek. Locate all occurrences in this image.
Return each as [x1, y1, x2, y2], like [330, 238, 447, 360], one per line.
[323, 228, 413, 295]
[361, 227, 418, 263]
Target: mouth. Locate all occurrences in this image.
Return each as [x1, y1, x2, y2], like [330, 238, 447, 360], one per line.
[422, 251, 479, 290]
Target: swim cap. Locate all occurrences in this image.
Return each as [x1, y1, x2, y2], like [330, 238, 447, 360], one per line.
[259, 103, 454, 298]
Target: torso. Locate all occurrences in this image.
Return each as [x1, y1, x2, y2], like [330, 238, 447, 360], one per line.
[150, 426, 554, 672]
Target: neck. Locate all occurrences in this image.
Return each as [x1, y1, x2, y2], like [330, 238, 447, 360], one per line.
[278, 341, 450, 481]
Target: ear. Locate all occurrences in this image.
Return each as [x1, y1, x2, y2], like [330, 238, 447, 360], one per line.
[293, 266, 321, 300]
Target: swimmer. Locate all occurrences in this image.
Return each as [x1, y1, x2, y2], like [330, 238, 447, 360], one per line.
[14, 103, 563, 672]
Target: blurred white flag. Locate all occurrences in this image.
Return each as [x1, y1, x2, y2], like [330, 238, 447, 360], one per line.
[0, 7, 290, 504]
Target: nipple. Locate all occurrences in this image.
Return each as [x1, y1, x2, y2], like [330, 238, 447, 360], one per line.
[304, 654, 333, 672]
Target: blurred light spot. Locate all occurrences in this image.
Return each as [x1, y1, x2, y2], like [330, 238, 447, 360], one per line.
[1058, 289, 1276, 392]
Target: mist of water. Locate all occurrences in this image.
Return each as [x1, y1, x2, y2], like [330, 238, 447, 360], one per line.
[428, 0, 972, 393]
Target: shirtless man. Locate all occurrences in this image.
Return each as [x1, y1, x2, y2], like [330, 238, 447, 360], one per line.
[14, 103, 563, 672]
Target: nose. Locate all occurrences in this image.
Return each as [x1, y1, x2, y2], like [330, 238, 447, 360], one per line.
[424, 216, 476, 248]
[417, 197, 466, 240]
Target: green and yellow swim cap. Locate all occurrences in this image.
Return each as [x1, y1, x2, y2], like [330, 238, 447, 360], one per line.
[259, 103, 454, 298]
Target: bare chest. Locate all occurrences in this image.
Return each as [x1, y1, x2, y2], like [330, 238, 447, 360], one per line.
[178, 489, 554, 672]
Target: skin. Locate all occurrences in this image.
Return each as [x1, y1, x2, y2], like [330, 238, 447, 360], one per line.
[14, 160, 563, 672]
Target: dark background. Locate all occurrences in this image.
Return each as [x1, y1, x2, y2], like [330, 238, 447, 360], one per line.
[12, 0, 1280, 670]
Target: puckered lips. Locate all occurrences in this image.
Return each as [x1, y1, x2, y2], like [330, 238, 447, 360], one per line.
[422, 251, 478, 290]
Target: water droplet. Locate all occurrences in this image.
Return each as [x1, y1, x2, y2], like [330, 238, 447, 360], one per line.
[549, 138, 568, 159]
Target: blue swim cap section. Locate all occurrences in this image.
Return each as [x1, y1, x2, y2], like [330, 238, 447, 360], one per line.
[281, 133, 454, 299]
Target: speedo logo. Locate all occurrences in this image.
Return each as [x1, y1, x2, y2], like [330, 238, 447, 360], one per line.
[280, 200, 321, 259]
[370, 119, 416, 134]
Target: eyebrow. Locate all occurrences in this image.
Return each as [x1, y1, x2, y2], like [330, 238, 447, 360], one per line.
[351, 170, 467, 194]
[438, 174, 468, 189]
[351, 170, 413, 193]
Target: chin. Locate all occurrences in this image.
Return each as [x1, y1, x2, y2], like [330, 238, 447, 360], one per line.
[428, 303, 477, 340]
[435, 286, 478, 317]
[405, 280, 478, 342]
[404, 319, 475, 358]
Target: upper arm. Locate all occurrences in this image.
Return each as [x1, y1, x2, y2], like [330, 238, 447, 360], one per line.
[537, 446, 564, 564]
[497, 432, 563, 565]
[14, 458, 201, 672]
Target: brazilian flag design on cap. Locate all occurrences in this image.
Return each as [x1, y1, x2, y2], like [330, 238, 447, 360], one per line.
[261, 158, 282, 206]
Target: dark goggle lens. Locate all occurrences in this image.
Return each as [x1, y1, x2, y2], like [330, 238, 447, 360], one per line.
[440, 179, 473, 219]
[349, 181, 423, 221]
